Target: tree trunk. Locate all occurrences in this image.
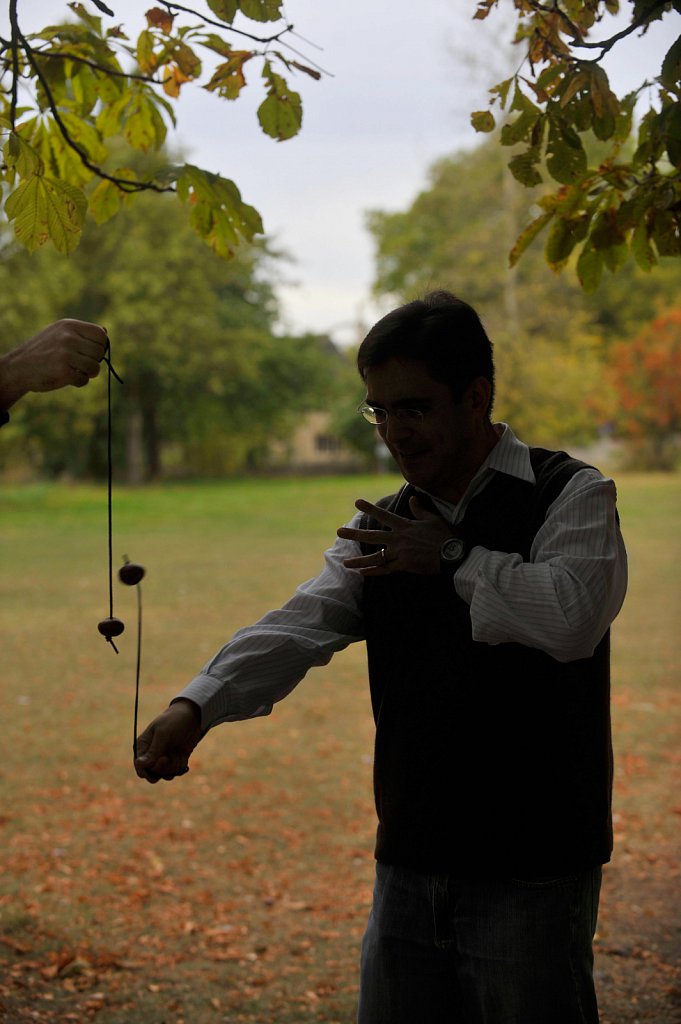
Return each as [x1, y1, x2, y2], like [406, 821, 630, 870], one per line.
[126, 407, 145, 485]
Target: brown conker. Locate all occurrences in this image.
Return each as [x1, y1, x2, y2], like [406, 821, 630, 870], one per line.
[119, 558, 145, 586]
[98, 616, 125, 640]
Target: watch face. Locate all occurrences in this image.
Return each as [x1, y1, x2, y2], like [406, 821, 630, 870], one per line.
[442, 537, 466, 561]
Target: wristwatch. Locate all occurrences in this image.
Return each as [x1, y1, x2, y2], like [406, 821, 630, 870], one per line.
[440, 536, 468, 574]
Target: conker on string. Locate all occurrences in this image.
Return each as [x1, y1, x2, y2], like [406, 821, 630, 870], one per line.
[119, 557, 145, 586]
[98, 616, 125, 640]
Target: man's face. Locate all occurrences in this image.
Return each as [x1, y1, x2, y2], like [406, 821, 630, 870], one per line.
[364, 356, 486, 502]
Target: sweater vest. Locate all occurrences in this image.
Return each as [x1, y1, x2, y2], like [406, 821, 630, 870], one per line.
[361, 448, 614, 876]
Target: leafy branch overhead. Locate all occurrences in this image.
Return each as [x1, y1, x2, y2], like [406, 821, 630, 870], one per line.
[0, 1, 322, 255]
[471, 0, 681, 289]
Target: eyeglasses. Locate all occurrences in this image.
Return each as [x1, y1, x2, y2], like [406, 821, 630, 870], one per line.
[357, 402, 425, 426]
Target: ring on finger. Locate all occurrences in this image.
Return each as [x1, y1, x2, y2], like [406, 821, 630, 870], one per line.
[380, 547, 387, 565]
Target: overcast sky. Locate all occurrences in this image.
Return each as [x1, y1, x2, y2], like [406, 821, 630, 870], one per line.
[6, 1, 676, 343]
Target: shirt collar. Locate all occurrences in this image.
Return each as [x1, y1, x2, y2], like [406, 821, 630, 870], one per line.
[484, 422, 535, 484]
[424, 423, 535, 521]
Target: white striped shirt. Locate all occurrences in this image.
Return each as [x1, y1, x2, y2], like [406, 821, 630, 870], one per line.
[177, 425, 628, 732]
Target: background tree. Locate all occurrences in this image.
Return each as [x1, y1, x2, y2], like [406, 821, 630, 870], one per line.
[367, 136, 679, 447]
[471, 0, 681, 288]
[606, 307, 681, 467]
[0, 1, 321, 255]
[0, 185, 343, 482]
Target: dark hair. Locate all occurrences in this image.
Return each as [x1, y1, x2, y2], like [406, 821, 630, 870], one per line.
[357, 291, 495, 414]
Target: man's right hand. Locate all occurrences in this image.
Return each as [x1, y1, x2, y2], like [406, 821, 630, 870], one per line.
[134, 699, 203, 784]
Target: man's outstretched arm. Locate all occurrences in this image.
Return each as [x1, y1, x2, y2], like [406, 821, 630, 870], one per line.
[134, 699, 203, 783]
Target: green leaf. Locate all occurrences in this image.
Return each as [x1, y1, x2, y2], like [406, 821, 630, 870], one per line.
[470, 110, 496, 133]
[559, 70, 589, 108]
[662, 102, 681, 167]
[588, 66, 619, 120]
[177, 164, 263, 258]
[500, 88, 541, 146]
[590, 208, 626, 251]
[258, 65, 302, 141]
[592, 112, 616, 142]
[239, 0, 284, 22]
[651, 211, 681, 256]
[545, 213, 589, 266]
[576, 244, 603, 292]
[534, 63, 566, 100]
[508, 148, 543, 187]
[206, 0, 238, 23]
[616, 188, 651, 231]
[68, 2, 103, 33]
[546, 121, 587, 185]
[4, 175, 87, 253]
[509, 210, 554, 267]
[4, 131, 43, 177]
[612, 92, 636, 145]
[631, 220, 657, 271]
[602, 239, 628, 273]
[200, 33, 237, 58]
[633, 0, 668, 23]
[489, 76, 513, 109]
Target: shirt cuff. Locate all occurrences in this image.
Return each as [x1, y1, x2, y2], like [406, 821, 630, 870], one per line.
[452, 545, 488, 605]
[175, 673, 272, 731]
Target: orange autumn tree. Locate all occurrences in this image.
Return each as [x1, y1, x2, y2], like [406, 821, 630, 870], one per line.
[609, 308, 681, 467]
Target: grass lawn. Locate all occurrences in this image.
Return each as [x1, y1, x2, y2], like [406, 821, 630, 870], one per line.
[0, 472, 679, 1023]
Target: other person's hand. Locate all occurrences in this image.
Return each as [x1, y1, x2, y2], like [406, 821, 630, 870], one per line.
[0, 319, 108, 410]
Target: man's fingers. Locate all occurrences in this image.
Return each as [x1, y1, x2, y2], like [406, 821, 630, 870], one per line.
[133, 703, 201, 783]
[408, 495, 440, 520]
[337, 526, 391, 545]
[354, 499, 406, 527]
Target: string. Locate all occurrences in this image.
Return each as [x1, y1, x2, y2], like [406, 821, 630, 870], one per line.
[104, 343, 122, 653]
[100, 344, 145, 761]
[133, 583, 142, 759]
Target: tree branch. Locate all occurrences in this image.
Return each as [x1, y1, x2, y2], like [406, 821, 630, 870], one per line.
[525, 0, 672, 60]
[8, 0, 19, 128]
[31, 46, 169, 86]
[18, 30, 173, 195]
[161, 0, 293, 45]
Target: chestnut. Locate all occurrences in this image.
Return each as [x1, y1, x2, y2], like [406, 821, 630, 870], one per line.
[98, 616, 125, 639]
[119, 558, 145, 586]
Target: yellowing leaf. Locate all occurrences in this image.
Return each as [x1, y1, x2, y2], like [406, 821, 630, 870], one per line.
[162, 64, 192, 98]
[4, 175, 87, 253]
[204, 51, 254, 100]
[88, 177, 122, 223]
[470, 110, 496, 133]
[509, 210, 554, 267]
[146, 7, 175, 33]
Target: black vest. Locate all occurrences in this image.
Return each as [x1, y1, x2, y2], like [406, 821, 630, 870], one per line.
[361, 449, 614, 876]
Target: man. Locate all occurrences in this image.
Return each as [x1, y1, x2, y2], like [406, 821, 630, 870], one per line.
[0, 318, 108, 426]
[135, 291, 627, 1023]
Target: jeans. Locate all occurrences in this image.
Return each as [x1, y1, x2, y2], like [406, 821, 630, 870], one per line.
[358, 862, 602, 1024]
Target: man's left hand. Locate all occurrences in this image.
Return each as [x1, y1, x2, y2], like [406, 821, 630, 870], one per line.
[338, 496, 453, 576]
